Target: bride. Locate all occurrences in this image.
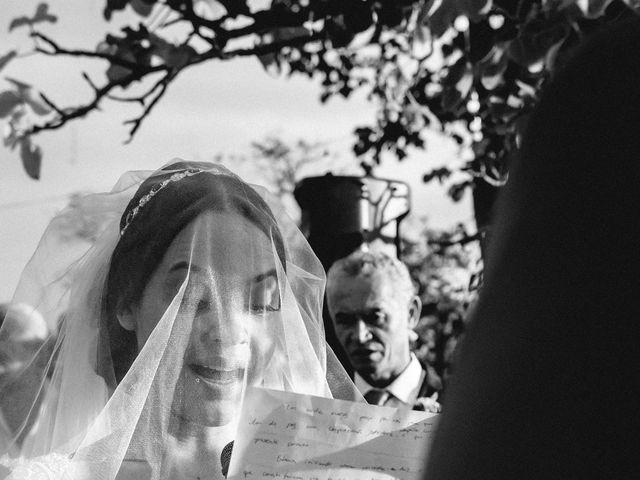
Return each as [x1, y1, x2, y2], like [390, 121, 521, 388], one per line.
[0, 161, 359, 480]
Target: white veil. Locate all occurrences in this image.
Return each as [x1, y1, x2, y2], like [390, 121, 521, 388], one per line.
[0, 161, 361, 480]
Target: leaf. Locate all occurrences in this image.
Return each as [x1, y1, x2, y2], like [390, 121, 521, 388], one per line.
[448, 180, 471, 202]
[428, 1, 458, 38]
[3, 107, 27, 150]
[103, 0, 129, 21]
[429, 0, 493, 38]
[147, 33, 174, 59]
[0, 50, 17, 73]
[105, 48, 136, 83]
[0, 91, 23, 118]
[257, 51, 280, 77]
[621, 0, 640, 12]
[4, 78, 51, 115]
[423, 167, 452, 184]
[9, 3, 57, 31]
[8, 16, 33, 31]
[24, 94, 51, 116]
[106, 63, 133, 83]
[576, 0, 615, 18]
[5, 77, 31, 90]
[544, 35, 565, 71]
[20, 137, 42, 180]
[165, 45, 196, 68]
[507, 22, 570, 68]
[33, 3, 58, 24]
[130, 0, 155, 17]
[256, 27, 308, 76]
[273, 26, 312, 43]
[412, 25, 433, 58]
[148, 34, 195, 68]
[442, 56, 473, 109]
[480, 45, 508, 90]
[515, 79, 536, 99]
[456, 62, 473, 99]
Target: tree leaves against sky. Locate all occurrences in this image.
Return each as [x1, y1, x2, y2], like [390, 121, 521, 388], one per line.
[1, 0, 638, 187]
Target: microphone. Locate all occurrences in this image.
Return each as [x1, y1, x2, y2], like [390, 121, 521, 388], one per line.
[220, 440, 234, 478]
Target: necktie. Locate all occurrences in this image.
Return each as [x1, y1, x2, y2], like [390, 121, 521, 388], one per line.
[364, 388, 390, 406]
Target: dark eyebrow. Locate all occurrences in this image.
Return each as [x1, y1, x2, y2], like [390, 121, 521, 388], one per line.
[335, 312, 357, 319]
[334, 309, 383, 322]
[253, 268, 277, 284]
[168, 261, 203, 275]
[334, 312, 357, 324]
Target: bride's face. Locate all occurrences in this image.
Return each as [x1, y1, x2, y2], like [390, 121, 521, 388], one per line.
[124, 211, 280, 426]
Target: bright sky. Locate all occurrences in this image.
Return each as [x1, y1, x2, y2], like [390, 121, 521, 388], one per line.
[0, 0, 473, 300]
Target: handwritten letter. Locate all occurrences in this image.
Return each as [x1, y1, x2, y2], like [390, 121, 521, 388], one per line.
[228, 387, 438, 480]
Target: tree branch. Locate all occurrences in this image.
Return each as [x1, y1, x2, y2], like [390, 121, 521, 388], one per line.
[24, 69, 147, 136]
[219, 30, 323, 60]
[106, 93, 145, 105]
[31, 31, 164, 73]
[181, 4, 320, 44]
[20, 24, 322, 142]
[38, 92, 65, 116]
[123, 71, 176, 141]
[219, 8, 315, 40]
[81, 72, 99, 92]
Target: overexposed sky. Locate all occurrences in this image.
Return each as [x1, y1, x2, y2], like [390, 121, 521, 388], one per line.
[0, 0, 473, 300]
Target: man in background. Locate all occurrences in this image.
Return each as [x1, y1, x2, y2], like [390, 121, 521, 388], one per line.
[326, 249, 440, 412]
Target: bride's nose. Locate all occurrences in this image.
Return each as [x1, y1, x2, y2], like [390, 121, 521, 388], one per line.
[192, 304, 249, 347]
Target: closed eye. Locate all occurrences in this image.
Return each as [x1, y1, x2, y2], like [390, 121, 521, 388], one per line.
[249, 269, 280, 313]
[362, 310, 387, 326]
[250, 304, 279, 313]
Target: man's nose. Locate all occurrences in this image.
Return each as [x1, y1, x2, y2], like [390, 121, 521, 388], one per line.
[354, 319, 372, 343]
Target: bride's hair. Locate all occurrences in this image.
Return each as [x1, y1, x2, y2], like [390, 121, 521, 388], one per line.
[103, 161, 286, 383]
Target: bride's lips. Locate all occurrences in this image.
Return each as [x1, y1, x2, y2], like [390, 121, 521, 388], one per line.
[188, 363, 245, 385]
[185, 345, 249, 387]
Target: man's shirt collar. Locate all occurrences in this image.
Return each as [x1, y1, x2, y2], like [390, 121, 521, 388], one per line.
[355, 354, 425, 405]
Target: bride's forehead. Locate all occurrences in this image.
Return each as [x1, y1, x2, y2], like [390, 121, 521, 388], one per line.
[167, 211, 275, 261]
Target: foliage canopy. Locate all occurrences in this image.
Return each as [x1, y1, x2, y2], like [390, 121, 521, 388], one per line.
[1, 0, 637, 201]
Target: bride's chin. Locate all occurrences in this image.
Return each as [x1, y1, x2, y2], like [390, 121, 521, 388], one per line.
[186, 399, 239, 427]
[171, 367, 244, 426]
[170, 397, 239, 428]
[183, 390, 243, 427]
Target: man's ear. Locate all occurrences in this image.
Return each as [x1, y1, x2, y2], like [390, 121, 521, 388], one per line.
[116, 301, 136, 332]
[408, 295, 421, 330]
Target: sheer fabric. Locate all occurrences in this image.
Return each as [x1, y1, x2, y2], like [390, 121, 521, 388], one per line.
[0, 161, 361, 480]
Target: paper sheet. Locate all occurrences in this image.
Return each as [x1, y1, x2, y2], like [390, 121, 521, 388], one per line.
[227, 387, 438, 480]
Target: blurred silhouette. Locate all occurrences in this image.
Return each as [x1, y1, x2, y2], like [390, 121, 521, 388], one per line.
[424, 18, 640, 480]
[0, 303, 51, 453]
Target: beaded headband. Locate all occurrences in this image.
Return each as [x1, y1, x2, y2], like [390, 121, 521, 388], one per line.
[120, 168, 204, 236]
